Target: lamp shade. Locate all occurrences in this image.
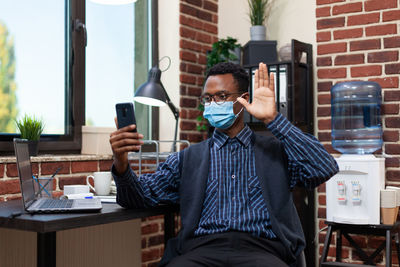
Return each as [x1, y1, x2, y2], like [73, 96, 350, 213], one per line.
[134, 67, 167, 107]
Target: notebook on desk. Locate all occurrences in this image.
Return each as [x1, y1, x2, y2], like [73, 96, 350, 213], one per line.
[13, 138, 102, 213]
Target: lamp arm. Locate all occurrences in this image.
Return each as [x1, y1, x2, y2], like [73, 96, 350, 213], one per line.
[160, 82, 180, 119]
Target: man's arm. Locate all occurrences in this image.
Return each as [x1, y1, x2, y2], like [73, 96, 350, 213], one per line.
[237, 62, 338, 188]
[267, 113, 338, 189]
[112, 152, 181, 208]
[109, 120, 180, 208]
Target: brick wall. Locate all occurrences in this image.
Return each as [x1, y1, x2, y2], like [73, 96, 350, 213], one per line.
[316, 0, 400, 265]
[179, 0, 218, 143]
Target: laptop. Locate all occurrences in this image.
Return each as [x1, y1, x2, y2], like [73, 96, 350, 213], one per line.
[13, 138, 102, 213]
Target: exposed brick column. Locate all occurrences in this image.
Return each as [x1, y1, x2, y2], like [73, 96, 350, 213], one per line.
[179, 0, 218, 143]
[316, 0, 400, 265]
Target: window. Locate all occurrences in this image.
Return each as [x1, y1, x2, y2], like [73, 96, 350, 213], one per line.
[0, 0, 156, 154]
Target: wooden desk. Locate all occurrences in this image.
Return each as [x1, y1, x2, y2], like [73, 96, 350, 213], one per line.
[320, 221, 400, 267]
[0, 200, 179, 267]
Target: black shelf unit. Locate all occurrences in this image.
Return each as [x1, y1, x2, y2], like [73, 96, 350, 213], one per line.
[243, 39, 316, 267]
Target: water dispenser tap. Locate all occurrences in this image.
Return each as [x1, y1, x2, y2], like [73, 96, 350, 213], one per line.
[351, 181, 361, 204]
[337, 181, 346, 203]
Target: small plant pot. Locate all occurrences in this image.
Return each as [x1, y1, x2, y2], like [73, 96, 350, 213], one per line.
[28, 140, 39, 156]
[250, 25, 266, 41]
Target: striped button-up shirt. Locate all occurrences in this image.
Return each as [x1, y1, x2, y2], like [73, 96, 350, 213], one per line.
[113, 113, 338, 238]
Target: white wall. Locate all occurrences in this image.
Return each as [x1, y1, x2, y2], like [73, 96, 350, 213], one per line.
[158, 0, 180, 149]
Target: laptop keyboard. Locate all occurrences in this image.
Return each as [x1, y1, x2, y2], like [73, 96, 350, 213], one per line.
[39, 199, 73, 209]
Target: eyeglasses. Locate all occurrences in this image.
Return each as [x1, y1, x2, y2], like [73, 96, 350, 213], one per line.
[199, 92, 243, 105]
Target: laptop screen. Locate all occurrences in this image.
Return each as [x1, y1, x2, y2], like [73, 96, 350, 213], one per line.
[13, 139, 36, 207]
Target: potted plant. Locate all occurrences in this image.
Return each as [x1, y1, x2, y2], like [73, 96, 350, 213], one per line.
[206, 37, 241, 72]
[248, 0, 269, 40]
[15, 114, 44, 156]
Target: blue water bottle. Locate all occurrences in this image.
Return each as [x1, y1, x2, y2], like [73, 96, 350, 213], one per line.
[331, 81, 383, 154]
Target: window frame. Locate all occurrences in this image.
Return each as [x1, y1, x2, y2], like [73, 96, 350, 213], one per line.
[0, 0, 158, 155]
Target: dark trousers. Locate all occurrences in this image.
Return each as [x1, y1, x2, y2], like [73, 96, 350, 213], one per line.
[167, 232, 289, 267]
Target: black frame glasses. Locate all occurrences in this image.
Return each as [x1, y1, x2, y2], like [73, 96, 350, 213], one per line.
[200, 92, 243, 105]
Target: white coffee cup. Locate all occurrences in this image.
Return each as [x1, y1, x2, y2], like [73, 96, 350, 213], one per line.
[86, 172, 112, 196]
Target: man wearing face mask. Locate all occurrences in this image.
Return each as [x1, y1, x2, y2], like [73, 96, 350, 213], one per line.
[109, 62, 338, 267]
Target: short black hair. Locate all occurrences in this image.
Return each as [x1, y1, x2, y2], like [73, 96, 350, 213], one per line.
[206, 62, 249, 93]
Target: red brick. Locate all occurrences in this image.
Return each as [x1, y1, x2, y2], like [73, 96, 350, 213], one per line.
[180, 121, 196, 131]
[351, 65, 382, 77]
[348, 12, 380, 26]
[318, 42, 347, 55]
[369, 77, 399, 88]
[202, 22, 217, 34]
[195, 32, 212, 44]
[382, 103, 399, 114]
[180, 39, 202, 52]
[0, 164, 3, 178]
[386, 117, 400, 128]
[318, 94, 332, 105]
[318, 68, 347, 79]
[180, 15, 203, 31]
[58, 176, 87, 189]
[198, 54, 207, 65]
[317, 31, 331, 42]
[383, 130, 399, 142]
[180, 3, 197, 17]
[386, 63, 400, 74]
[364, 0, 398, 11]
[41, 162, 70, 175]
[386, 157, 399, 167]
[335, 54, 364, 65]
[187, 64, 203, 75]
[148, 234, 164, 246]
[99, 160, 113, 171]
[319, 194, 326, 205]
[318, 119, 331, 130]
[318, 132, 332, 142]
[180, 74, 197, 85]
[187, 109, 202, 119]
[180, 51, 197, 63]
[188, 86, 202, 97]
[212, 14, 218, 24]
[333, 28, 363, 40]
[196, 9, 212, 22]
[317, 57, 332, 66]
[318, 183, 326, 193]
[141, 223, 160, 235]
[71, 161, 97, 173]
[180, 97, 197, 108]
[317, 17, 345, 30]
[384, 36, 400, 48]
[317, 106, 331, 117]
[142, 248, 162, 263]
[203, 1, 218, 13]
[332, 2, 362, 15]
[350, 39, 381, 51]
[317, 0, 345, 5]
[183, 0, 201, 7]
[6, 164, 18, 178]
[318, 207, 326, 218]
[180, 27, 196, 39]
[0, 179, 20, 194]
[316, 6, 331, 17]
[384, 90, 400, 101]
[318, 81, 333, 92]
[383, 10, 400, 21]
[387, 170, 400, 181]
[366, 24, 397, 37]
[368, 51, 399, 63]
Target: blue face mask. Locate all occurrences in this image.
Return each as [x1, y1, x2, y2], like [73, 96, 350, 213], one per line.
[203, 100, 244, 130]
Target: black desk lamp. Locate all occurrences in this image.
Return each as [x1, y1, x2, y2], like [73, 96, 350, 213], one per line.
[134, 66, 180, 152]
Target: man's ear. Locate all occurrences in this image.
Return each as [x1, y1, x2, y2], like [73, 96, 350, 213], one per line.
[243, 92, 250, 102]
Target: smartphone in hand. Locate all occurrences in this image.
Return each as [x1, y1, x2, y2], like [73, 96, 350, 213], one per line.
[116, 102, 137, 132]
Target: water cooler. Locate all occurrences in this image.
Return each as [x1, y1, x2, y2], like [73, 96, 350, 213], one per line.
[326, 81, 385, 225]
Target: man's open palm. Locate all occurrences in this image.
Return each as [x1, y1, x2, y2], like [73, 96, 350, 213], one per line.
[237, 63, 278, 124]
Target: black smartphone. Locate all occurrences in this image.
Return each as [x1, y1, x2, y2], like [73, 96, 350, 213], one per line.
[116, 102, 137, 132]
